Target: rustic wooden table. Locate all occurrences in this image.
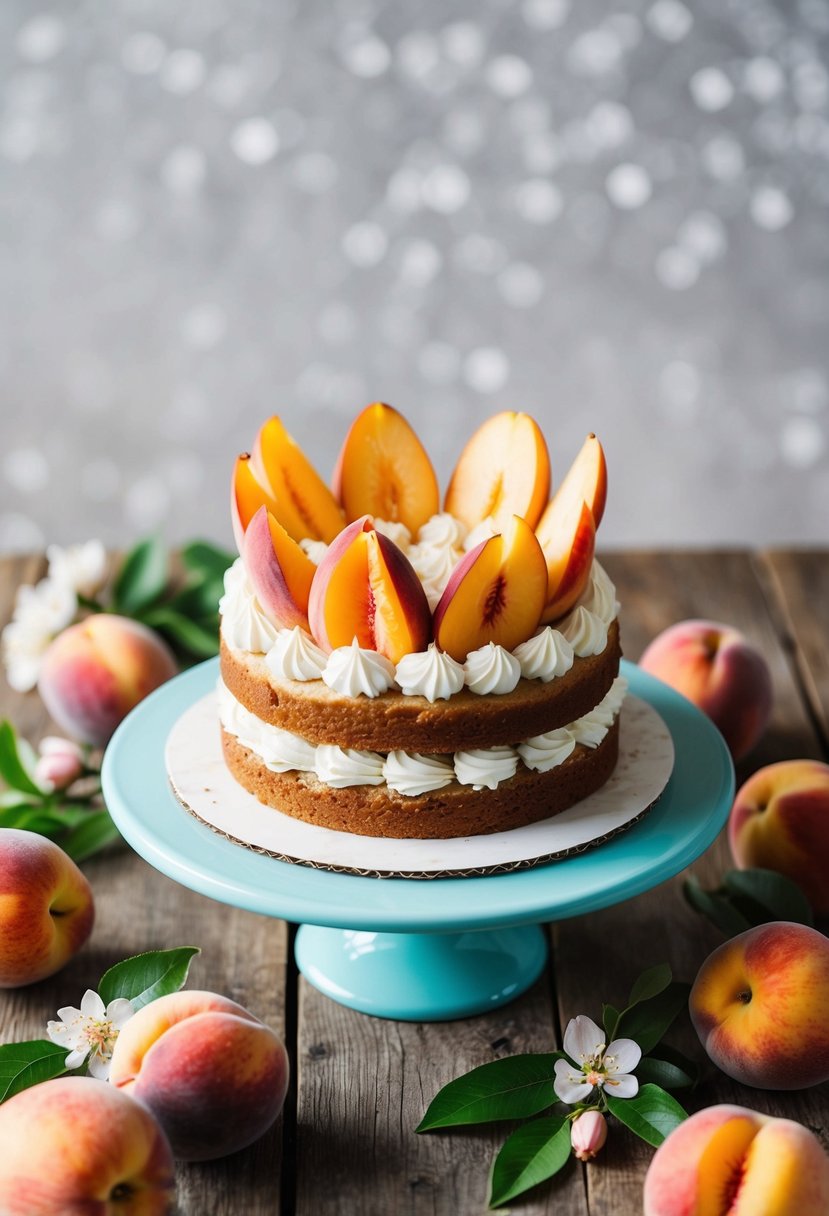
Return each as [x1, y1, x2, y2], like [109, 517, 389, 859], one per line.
[1, 550, 827, 1215]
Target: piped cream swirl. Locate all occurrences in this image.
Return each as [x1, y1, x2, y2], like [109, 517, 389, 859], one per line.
[559, 606, 609, 657]
[265, 627, 327, 681]
[454, 747, 518, 790]
[395, 643, 465, 701]
[512, 628, 575, 682]
[382, 751, 455, 796]
[315, 745, 385, 787]
[518, 728, 577, 773]
[322, 640, 396, 698]
[464, 643, 522, 695]
[218, 558, 280, 654]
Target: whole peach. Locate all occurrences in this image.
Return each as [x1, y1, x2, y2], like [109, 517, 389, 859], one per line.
[109, 989, 289, 1161]
[0, 1075, 175, 1214]
[0, 828, 94, 987]
[38, 614, 177, 746]
[690, 921, 829, 1089]
[729, 759, 829, 916]
[644, 1103, 829, 1216]
[638, 619, 772, 760]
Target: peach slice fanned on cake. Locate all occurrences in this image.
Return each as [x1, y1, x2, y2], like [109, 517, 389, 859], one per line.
[433, 515, 548, 662]
[243, 506, 317, 631]
[231, 453, 283, 553]
[308, 515, 432, 663]
[251, 416, 345, 544]
[555, 432, 608, 529]
[443, 411, 551, 532]
[535, 433, 606, 622]
[332, 402, 440, 535]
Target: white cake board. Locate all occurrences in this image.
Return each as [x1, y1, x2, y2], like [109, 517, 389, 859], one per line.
[164, 692, 675, 879]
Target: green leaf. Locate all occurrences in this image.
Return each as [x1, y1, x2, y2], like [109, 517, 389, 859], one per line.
[0, 1040, 69, 1104]
[606, 1084, 687, 1147]
[602, 1002, 620, 1042]
[0, 807, 68, 833]
[683, 876, 753, 938]
[416, 1054, 563, 1132]
[180, 540, 235, 581]
[98, 946, 200, 1011]
[113, 537, 168, 615]
[489, 1116, 571, 1209]
[637, 1050, 698, 1091]
[141, 607, 218, 658]
[628, 963, 672, 1008]
[165, 575, 225, 620]
[724, 869, 814, 928]
[0, 720, 43, 796]
[614, 982, 691, 1055]
[59, 811, 122, 862]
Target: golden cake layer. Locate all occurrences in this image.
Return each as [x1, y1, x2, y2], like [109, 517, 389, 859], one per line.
[219, 619, 621, 753]
[221, 718, 620, 840]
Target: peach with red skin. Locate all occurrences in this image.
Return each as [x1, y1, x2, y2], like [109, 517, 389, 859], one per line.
[728, 759, 829, 916]
[644, 1103, 829, 1216]
[243, 505, 316, 632]
[638, 619, 772, 760]
[0, 828, 94, 988]
[689, 921, 829, 1090]
[109, 990, 289, 1162]
[38, 615, 178, 747]
[0, 1075, 175, 1215]
[536, 497, 596, 623]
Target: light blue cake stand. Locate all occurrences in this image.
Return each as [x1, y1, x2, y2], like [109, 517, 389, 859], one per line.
[102, 658, 734, 1022]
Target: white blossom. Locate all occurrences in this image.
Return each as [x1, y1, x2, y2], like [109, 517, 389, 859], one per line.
[47, 989, 135, 1080]
[1, 578, 76, 691]
[47, 540, 107, 598]
[553, 1014, 641, 1104]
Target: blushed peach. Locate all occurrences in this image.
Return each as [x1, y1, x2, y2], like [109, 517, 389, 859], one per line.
[109, 989, 289, 1161]
[0, 828, 94, 988]
[38, 614, 177, 746]
[243, 505, 316, 631]
[0, 1075, 175, 1214]
[644, 1103, 829, 1216]
[638, 619, 772, 760]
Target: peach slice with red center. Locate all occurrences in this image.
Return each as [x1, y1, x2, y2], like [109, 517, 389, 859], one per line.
[251, 416, 344, 544]
[556, 432, 608, 529]
[243, 506, 317, 632]
[433, 515, 547, 661]
[332, 402, 440, 535]
[537, 497, 597, 624]
[444, 411, 551, 532]
[308, 516, 431, 663]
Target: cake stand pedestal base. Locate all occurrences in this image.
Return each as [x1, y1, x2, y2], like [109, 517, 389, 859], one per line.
[295, 925, 548, 1021]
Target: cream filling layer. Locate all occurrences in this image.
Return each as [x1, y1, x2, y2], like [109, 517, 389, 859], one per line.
[219, 676, 628, 797]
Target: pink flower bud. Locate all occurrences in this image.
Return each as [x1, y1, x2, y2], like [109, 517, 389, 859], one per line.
[35, 736, 84, 791]
[571, 1110, 607, 1162]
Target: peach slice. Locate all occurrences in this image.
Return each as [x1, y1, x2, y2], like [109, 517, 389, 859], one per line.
[243, 506, 317, 632]
[231, 453, 282, 553]
[308, 516, 431, 663]
[536, 495, 596, 623]
[332, 402, 440, 535]
[433, 515, 547, 661]
[556, 433, 608, 529]
[443, 412, 551, 532]
[251, 416, 344, 544]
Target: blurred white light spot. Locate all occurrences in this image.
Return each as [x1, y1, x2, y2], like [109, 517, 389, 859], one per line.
[522, 132, 561, 173]
[659, 361, 700, 424]
[464, 347, 510, 394]
[586, 101, 633, 149]
[690, 67, 734, 112]
[4, 447, 49, 493]
[441, 22, 485, 68]
[418, 342, 461, 385]
[655, 247, 699, 290]
[442, 108, 486, 155]
[646, 0, 693, 43]
[485, 55, 533, 98]
[341, 33, 390, 78]
[126, 476, 171, 530]
[386, 166, 423, 213]
[342, 221, 388, 267]
[780, 417, 825, 467]
[397, 31, 440, 81]
[292, 152, 337, 193]
[399, 240, 443, 287]
[522, 0, 571, 30]
[677, 211, 726, 263]
[96, 199, 140, 242]
[514, 178, 563, 223]
[16, 14, 65, 63]
[230, 117, 279, 165]
[606, 163, 652, 209]
[181, 304, 227, 349]
[161, 48, 206, 95]
[161, 145, 206, 195]
[568, 28, 623, 77]
[318, 302, 357, 345]
[421, 163, 470, 213]
[0, 513, 44, 552]
[497, 263, 544, 308]
[742, 56, 785, 103]
[750, 186, 793, 231]
[701, 135, 745, 180]
[455, 234, 508, 275]
[82, 458, 121, 502]
[121, 32, 166, 75]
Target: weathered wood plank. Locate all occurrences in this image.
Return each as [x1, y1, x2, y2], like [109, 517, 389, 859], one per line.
[556, 551, 828, 1214]
[0, 556, 289, 1216]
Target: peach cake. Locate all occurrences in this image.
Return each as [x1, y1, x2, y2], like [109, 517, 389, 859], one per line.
[218, 405, 626, 840]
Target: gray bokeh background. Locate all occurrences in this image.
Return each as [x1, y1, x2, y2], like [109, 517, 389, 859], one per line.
[1, 0, 827, 554]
